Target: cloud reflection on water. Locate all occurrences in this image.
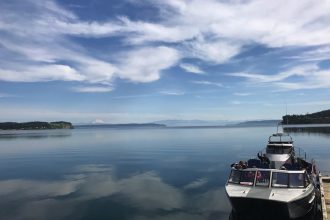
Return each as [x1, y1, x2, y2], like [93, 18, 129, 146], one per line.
[0, 164, 230, 220]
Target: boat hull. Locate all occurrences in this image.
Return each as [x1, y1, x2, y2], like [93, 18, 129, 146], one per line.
[228, 191, 315, 219]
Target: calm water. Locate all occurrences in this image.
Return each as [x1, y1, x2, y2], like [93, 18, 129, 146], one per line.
[0, 126, 329, 220]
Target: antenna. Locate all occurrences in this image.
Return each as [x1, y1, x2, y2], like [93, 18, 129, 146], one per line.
[285, 101, 288, 125]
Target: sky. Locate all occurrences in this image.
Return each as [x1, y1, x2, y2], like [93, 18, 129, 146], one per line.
[1, 0, 330, 123]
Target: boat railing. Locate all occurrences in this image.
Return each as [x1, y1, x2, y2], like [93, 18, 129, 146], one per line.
[319, 170, 330, 177]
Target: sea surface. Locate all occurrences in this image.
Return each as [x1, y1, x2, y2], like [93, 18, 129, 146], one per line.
[0, 126, 329, 220]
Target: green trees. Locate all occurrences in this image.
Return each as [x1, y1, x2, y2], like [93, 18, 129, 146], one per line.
[282, 110, 330, 124]
[0, 121, 73, 130]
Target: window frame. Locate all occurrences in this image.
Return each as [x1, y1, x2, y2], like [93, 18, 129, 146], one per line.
[271, 171, 289, 188]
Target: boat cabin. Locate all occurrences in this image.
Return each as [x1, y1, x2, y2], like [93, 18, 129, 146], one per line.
[266, 133, 293, 155]
[228, 168, 310, 188]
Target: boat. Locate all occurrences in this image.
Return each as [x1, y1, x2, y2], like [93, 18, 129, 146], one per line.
[225, 131, 320, 219]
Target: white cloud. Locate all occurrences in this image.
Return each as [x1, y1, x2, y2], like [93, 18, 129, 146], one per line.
[231, 65, 317, 83]
[147, 0, 330, 47]
[117, 46, 180, 83]
[230, 64, 330, 90]
[0, 1, 179, 86]
[192, 80, 223, 87]
[72, 86, 113, 93]
[159, 90, 185, 96]
[0, 65, 85, 82]
[1, 0, 330, 89]
[116, 16, 198, 44]
[289, 46, 330, 62]
[234, 92, 252, 96]
[184, 39, 241, 64]
[179, 63, 205, 74]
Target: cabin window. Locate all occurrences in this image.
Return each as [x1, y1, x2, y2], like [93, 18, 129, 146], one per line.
[266, 144, 292, 154]
[240, 170, 255, 186]
[289, 173, 305, 188]
[282, 145, 292, 154]
[255, 170, 270, 187]
[272, 172, 288, 188]
[228, 170, 241, 184]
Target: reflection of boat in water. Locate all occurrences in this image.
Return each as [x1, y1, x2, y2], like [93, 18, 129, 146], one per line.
[225, 132, 320, 219]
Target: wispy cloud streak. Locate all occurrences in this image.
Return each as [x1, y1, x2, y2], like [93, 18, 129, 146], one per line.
[229, 64, 330, 90]
[179, 63, 205, 74]
[192, 80, 223, 87]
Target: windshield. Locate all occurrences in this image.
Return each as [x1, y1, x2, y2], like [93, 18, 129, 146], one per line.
[228, 169, 307, 188]
[255, 170, 271, 187]
[289, 173, 305, 188]
[272, 172, 289, 187]
[240, 171, 255, 185]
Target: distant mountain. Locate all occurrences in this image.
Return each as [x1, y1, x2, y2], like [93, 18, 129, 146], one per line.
[75, 123, 166, 129]
[234, 120, 281, 127]
[152, 120, 238, 127]
[282, 109, 330, 124]
[91, 119, 106, 124]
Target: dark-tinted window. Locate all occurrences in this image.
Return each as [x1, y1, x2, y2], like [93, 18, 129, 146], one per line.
[272, 172, 288, 188]
[240, 171, 255, 186]
[255, 170, 270, 187]
[289, 173, 305, 188]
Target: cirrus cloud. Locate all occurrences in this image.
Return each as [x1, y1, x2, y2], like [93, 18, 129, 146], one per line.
[1, 0, 330, 93]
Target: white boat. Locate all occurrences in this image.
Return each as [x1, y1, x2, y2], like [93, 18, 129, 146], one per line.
[225, 132, 319, 219]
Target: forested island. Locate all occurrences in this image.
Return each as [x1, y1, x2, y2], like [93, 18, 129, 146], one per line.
[0, 121, 73, 130]
[282, 109, 330, 124]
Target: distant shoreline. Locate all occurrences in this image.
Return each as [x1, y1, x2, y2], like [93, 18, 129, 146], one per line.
[0, 121, 74, 130]
[74, 120, 281, 129]
[3, 119, 330, 131]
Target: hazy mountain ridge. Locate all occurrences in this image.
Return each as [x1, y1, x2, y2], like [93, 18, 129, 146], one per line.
[152, 119, 240, 127]
[74, 120, 281, 128]
[235, 120, 281, 127]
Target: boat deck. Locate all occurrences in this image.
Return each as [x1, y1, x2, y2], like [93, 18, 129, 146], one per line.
[321, 176, 330, 220]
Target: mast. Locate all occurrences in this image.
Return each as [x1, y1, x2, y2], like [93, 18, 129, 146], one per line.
[286, 102, 288, 125]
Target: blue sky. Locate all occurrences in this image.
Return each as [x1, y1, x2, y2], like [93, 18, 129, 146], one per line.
[1, 0, 330, 123]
